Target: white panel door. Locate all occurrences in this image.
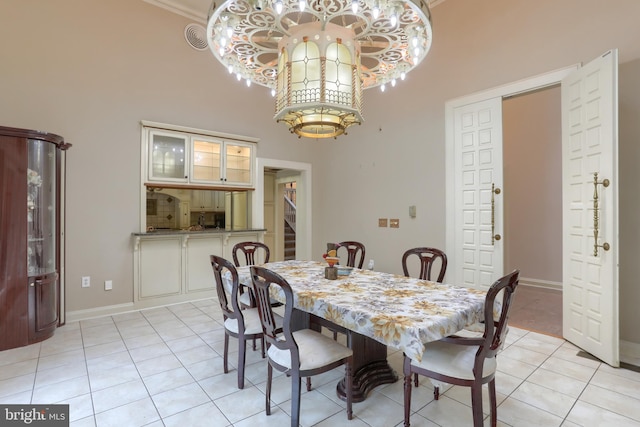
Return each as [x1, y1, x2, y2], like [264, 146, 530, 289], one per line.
[562, 50, 619, 366]
[453, 98, 504, 290]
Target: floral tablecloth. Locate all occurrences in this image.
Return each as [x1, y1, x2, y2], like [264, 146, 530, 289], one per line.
[233, 260, 489, 362]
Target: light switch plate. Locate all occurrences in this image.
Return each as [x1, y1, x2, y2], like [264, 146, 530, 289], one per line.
[378, 218, 388, 227]
[390, 219, 399, 228]
[409, 205, 416, 218]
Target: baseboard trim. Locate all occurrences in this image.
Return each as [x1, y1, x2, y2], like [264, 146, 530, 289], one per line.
[621, 340, 640, 367]
[519, 277, 562, 291]
[66, 302, 137, 323]
[65, 291, 217, 323]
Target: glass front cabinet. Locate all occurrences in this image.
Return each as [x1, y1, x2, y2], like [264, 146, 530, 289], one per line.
[0, 126, 70, 351]
[145, 124, 256, 189]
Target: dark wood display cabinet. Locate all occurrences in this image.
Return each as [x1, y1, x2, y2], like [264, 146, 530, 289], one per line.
[0, 126, 71, 351]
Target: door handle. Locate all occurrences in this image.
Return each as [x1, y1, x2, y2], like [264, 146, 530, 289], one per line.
[492, 184, 501, 245]
[593, 172, 611, 256]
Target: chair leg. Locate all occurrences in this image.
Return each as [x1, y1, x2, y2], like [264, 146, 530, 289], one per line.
[470, 383, 484, 427]
[403, 373, 412, 427]
[402, 355, 412, 427]
[414, 372, 419, 387]
[306, 377, 311, 391]
[434, 386, 440, 400]
[333, 330, 338, 341]
[488, 379, 497, 427]
[291, 373, 302, 427]
[223, 333, 229, 374]
[261, 335, 266, 359]
[237, 338, 246, 389]
[266, 363, 272, 416]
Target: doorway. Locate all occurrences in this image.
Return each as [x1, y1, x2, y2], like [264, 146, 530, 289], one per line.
[253, 158, 312, 262]
[446, 52, 620, 367]
[502, 85, 563, 337]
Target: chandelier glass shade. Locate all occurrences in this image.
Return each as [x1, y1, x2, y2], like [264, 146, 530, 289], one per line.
[207, 0, 433, 138]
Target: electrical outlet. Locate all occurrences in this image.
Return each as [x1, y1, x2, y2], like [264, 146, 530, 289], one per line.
[81, 276, 90, 288]
[105, 280, 113, 291]
[378, 218, 388, 227]
[390, 219, 400, 228]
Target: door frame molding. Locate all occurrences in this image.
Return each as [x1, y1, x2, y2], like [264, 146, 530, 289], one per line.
[253, 158, 312, 261]
[445, 65, 578, 282]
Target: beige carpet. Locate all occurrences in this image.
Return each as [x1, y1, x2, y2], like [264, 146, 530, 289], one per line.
[509, 284, 562, 337]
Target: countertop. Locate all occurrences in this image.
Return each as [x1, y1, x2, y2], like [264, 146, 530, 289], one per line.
[131, 228, 266, 236]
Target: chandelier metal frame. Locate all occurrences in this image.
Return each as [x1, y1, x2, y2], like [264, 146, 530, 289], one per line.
[206, 0, 433, 138]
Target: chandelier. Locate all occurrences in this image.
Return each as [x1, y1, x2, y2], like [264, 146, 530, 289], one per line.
[206, 0, 432, 138]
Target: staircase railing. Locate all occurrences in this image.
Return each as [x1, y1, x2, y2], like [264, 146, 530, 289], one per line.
[284, 189, 296, 232]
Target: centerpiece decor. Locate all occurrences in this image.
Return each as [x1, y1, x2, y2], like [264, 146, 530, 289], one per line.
[323, 243, 340, 279]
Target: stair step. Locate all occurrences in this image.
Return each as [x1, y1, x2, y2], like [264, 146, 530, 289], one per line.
[284, 218, 295, 260]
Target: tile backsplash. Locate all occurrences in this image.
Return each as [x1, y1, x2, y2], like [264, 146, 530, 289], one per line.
[146, 193, 180, 229]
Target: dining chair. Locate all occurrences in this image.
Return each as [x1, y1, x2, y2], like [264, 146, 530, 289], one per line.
[210, 255, 267, 389]
[402, 270, 520, 427]
[319, 241, 365, 342]
[250, 265, 354, 427]
[337, 241, 366, 269]
[401, 247, 447, 282]
[232, 241, 272, 308]
[402, 246, 448, 387]
[232, 241, 270, 267]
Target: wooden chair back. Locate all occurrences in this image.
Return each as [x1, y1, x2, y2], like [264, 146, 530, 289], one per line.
[480, 269, 520, 360]
[401, 247, 448, 282]
[337, 241, 366, 268]
[210, 255, 242, 321]
[250, 266, 297, 357]
[233, 241, 270, 267]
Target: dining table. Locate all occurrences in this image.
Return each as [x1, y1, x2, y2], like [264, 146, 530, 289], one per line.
[230, 260, 491, 402]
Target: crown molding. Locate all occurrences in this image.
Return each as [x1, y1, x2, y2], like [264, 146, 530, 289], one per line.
[143, 0, 209, 23]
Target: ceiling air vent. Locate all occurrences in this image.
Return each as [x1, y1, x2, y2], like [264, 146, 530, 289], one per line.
[184, 23, 208, 51]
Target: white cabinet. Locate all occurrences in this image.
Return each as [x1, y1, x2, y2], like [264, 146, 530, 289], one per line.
[191, 190, 226, 212]
[185, 234, 224, 293]
[133, 231, 263, 306]
[191, 136, 254, 187]
[191, 190, 215, 210]
[148, 130, 188, 183]
[144, 123, 256, 189]
[137, 236, 183, 299]
[179, 201, 190, 228]
[214, 191, 225, 210]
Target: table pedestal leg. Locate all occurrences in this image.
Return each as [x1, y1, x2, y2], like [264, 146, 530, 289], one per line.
[336, 329, 398, 402]
[306, 313, 398, 402]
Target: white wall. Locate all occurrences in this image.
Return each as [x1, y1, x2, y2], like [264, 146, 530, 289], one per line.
[2, 0, 640, 343]
[619, 58, 640, 344]
[503, 86, 562, 285]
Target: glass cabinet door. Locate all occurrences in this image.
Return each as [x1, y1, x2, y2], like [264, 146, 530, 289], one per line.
[191, 137, 222, 183]
[149, 130, 188, 181]
[224, 143, 252, 185]
[27, 139, 56, 276]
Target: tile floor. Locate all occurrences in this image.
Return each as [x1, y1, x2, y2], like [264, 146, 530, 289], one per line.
[1, 299, 640, 427]
[508, 285, 562, 338]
